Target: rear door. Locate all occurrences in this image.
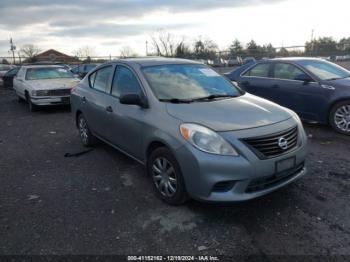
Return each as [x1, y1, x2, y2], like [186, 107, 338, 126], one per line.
[238, 63, 275, 101]
[83, 65, 115, 139]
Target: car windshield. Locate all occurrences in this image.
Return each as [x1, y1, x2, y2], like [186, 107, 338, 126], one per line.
[26, 67, 75, 80]
[142, 64, 241, 101]
[298, 60, 350, 80]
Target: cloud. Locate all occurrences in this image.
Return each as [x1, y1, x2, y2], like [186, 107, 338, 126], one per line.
[0, 0, 286, 55]
[0, 0, 285, 29]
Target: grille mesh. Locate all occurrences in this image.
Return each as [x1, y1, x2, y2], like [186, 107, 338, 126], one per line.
[47, 89, 71, 96]
[242, 126, 298, 159]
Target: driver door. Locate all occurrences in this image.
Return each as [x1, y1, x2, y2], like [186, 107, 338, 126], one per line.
[107, 65, 146, 160]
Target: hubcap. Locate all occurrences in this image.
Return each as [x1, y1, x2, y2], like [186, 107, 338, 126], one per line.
[79, 118, 89, 144]
[334, 105, 350, 132]
[152, 157, 177, 197]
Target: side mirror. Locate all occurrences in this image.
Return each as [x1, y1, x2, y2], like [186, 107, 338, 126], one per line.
[295, 73, 313, 83]
[120, 93, 147, 108]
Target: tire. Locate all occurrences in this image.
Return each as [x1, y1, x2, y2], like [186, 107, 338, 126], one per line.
[329, 101, 350, 135]
[17, 95, 25, 103]
[147, 147, 188, 205]
[25, 93, 37, 112]
[77, 114, 96, 147]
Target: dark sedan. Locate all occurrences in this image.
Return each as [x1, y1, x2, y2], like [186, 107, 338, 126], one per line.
[225, 58, 350, 135]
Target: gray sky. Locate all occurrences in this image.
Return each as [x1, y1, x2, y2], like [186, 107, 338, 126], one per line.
[0, 0, 349, 57]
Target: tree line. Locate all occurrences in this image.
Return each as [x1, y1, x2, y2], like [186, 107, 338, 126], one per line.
[149, 32, 350, 60]
[4, 34, 350, 65]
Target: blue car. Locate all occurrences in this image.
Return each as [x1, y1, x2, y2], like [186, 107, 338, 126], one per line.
[225, 58, 350, 135]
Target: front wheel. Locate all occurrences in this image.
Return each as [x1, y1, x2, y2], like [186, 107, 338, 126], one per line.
[329, 101, 350, 135]
[147, 147, 188, 205]
[25, 93, 37, 112]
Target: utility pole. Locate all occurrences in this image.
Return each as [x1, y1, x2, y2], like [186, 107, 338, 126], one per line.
[311, 29, 314, 56]
[146, 41, 148, 56]
[10, 38, 16, 64]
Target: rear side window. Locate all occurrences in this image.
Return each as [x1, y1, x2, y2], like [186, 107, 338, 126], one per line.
[89, 66, 112, 92]
[273, 63, 304, 80]
[111, 66, 142, 97]
[244, 63, 270, 77]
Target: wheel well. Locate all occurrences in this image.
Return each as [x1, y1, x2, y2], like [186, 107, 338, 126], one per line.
[75, 110, 82, 128]
[328, 98, 350, 122]
[146, 141, 167, 159]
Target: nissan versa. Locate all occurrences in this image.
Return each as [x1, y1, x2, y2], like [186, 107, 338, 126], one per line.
[71, 58, 307, 205]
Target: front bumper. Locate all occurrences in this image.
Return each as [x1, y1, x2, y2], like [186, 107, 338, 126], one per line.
[174, 118, 308, 202]
[31, 96, 70, 106]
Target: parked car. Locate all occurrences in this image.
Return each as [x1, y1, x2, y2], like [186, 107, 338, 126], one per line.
[212, 58, 226, 67]
[71, 58, 307, 205]
[13, 65, 80, 111]
[3, 67, 20, 88]
[227, 57, 243, 66]
[226, 57, 350, 135]
[0, 64, 16, 86]
[71, 64, 98, 79]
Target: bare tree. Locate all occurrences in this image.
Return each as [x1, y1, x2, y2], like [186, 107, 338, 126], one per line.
[21, 44, 41, 59]
[72, 46, 96, 58]
[150, 30, 186, 57]
[119, 46, 138, 58]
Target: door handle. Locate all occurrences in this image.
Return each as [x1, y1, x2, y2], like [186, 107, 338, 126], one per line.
[81, 96, 87, 103]
[106, 106, 113, 113]
[271, 84, 280, 88]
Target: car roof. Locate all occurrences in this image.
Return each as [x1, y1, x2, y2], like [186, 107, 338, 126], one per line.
[268, 57, 327, 63]
[20, 65, 65, 69]
[110, 57, 201, 67]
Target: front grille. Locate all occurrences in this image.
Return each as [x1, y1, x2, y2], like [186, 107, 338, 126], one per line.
[246, 162, 305, 193]
[242, 126, 298, 159]
[47, 89, 71, 96]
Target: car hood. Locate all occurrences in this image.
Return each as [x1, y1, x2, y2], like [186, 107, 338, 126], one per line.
[28, 78, 80, 90]
[166, 93, 292, 131]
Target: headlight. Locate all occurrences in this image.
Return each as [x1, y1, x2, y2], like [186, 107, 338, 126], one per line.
[180, 123, 238, 156]
[32, 90, 50, 96]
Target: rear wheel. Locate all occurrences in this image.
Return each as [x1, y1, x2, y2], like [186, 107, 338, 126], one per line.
[147, 147, 188, 205]
[77, 114, 96, 147]
[329, 101, 350, 135]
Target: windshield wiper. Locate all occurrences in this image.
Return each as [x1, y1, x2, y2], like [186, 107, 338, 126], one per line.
[159, 98, 194, 104]
[192, 94, 237, 101]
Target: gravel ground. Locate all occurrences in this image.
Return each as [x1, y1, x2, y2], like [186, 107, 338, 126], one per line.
[0, 87, 350, 257]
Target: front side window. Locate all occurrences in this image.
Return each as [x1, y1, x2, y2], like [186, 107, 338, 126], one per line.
[111, 66, 142, 97]
[142, 64, 240, 100]
[298, 60, 350, 80]
[273, 63, 304, 80]
[244, 63, 270, 77]
[90, 66, 112, 92]
[6, 68, 19, 77]
[26, 67, 74, 80]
